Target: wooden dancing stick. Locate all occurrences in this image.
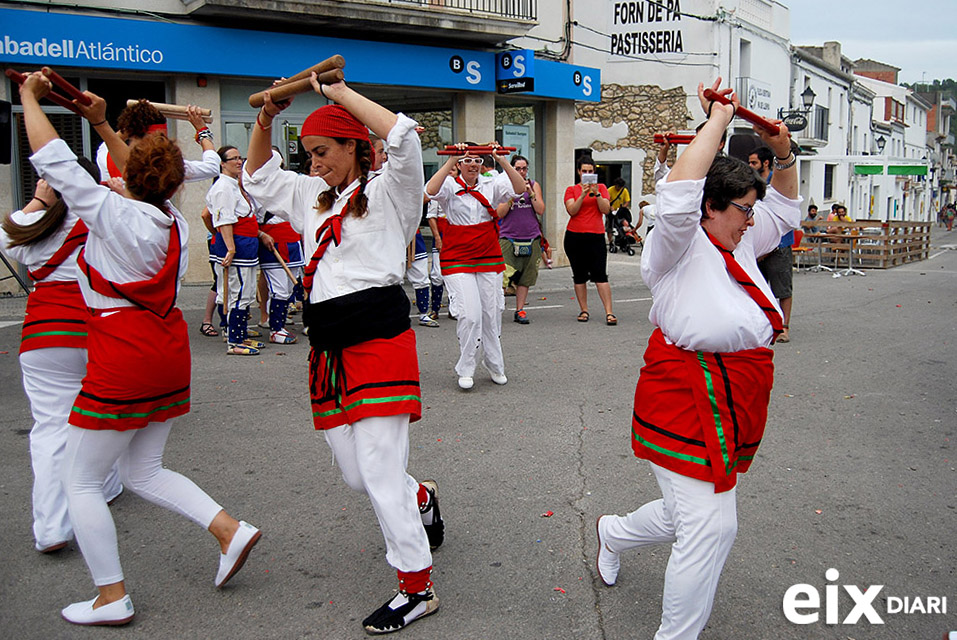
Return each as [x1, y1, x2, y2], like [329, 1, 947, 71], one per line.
[654, 133, 695, 145]
[248, 56, 347, 108]
[41, 67, 92, 106]
[5, 68, 83, 115]
[127, 100, 213, 123]
[271, 248, 300, 285]
[437, 145, 517, 156]
[702, 88, 781, 136]
[221, 263, 231, 343]
[272, 55, 346, 88]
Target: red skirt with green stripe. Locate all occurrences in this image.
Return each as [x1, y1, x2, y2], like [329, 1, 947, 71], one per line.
[70, 307, 190, 430]
[309, 329, 422, 430]
[631, 328, 774, 493]
[20, 281, 89, 354]
[438, 220, 505, 275]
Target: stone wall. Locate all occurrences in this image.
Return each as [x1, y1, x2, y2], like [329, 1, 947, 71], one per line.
[576, 83, 692, 193]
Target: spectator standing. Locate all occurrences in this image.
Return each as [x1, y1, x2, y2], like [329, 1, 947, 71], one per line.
[496, 155, 546, 325]
[563, 156, 616, 325]
[752, 145, 794, 343]
[606, 177, 631, 246]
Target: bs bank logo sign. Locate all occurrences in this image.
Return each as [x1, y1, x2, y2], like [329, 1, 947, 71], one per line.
[783, 568, 950, 627]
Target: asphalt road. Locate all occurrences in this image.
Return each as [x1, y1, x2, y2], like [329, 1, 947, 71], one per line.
[0, 228, 955, 639]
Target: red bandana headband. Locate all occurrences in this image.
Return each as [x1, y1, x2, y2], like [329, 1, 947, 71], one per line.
[147, 123, 168, 134]
[301, 105, 369, 142]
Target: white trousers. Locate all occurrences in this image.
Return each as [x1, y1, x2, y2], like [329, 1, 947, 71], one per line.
[19, 347, 122, 550]
[406, 257, 429, 289]
[263, 266, 294, 303]
[602, 463, 738, 640]
[215, 263, 257, 311]
[62, 420, 223, 585]
[324, 414, 432, 573]
[444, 271, 505, 377]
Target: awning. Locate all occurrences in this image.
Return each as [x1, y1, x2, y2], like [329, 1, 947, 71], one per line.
[853, 165, 928, 176]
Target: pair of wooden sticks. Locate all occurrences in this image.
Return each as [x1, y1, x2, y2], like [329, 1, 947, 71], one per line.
[248, 55, 346, 108]
[436, 145, 517, 156]
[5, 66, 90, 115]
[6, 66, 216, 125]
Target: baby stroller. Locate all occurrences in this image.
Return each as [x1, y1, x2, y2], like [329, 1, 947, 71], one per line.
[608, 207, 642, 256]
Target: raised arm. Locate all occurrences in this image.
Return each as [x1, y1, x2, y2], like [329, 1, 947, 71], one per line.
[761, 129, 797, 200]
[246, 89, 292, 176]
[74, 90, 130, 173]
[492, 147, 526, 195]
[667, 79, 735, 183]
[19, 73, 58, 152]
[319, 77, 397, 141]
[426, 156, 459, 197]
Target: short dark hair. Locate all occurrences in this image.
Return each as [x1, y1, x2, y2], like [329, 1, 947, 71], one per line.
[510, 155, 529, 166]
[701, 155, 766, 219]
[576, 155, 595, 171]
[750, 145, 773, 168]
[808, 205, 818, 212]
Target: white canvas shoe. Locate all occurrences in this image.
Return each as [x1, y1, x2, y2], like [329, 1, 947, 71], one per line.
[61, 594, 134, 626]
[596, 515, 620, 586]
[215, 521, 261, 587]
[457, 376, 473, 390]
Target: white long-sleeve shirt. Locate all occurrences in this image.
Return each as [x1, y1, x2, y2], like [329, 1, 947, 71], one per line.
[641, 177, 802, 353]
[206, 174, 262, 228]
[31, 139, 189, 310]
[244, 113, 422, 304]
[428, 172, 517, 226]
[0, 208, 82, 283]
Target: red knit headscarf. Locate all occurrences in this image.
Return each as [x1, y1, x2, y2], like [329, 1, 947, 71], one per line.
[301, 105, 369, 142]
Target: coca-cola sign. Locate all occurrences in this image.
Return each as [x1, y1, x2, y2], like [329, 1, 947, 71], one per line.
[783, 113, 808, 132]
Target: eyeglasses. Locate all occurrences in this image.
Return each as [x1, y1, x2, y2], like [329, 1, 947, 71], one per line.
[225, 156, 244, 162]
[458, 158, 482, 165]
[514, 165, 529, 171]
[728, 200, 755, 219]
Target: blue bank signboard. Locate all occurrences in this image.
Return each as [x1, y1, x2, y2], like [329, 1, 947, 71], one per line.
[0, 8, 599, 102]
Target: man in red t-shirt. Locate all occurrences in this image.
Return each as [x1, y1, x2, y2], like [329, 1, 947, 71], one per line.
[563, 156, 617, 325]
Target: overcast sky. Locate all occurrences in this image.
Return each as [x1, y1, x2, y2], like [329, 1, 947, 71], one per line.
[786, 0, 957, 85]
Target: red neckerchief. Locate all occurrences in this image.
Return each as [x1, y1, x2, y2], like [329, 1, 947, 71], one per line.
[704, 229, 784, 344]
[454, 175, 497, 218]
[29, 219, 88, 282]
[77, 216, 182, 318]
[301, 177, 375, 295]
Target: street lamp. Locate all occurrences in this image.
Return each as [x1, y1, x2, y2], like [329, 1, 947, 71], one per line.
[800, 85, 816, 111]
[876, 135, 887, 154]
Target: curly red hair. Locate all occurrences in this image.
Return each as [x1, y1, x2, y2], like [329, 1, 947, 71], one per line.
[117, 99, 165, 139]
[124, 135, 185, 208]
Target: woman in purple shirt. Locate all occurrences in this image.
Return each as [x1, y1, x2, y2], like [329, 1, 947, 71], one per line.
[496, 155, 546, 324]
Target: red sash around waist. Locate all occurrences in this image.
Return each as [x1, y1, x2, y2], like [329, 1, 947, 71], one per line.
[262, 220, 300, 262]
[70, 307, 190, 431]
[20, 281, 89, 353]
[261, 220, 300, 243]
[631, 328, 775, 492]
[438, 220, 505, 275]
[76, 219, 182, 318]
[308, 328, 421, 431]
[231, 215, 259, 238]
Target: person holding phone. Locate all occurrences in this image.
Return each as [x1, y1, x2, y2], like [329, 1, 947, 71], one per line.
[563, 156, 616, 325]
